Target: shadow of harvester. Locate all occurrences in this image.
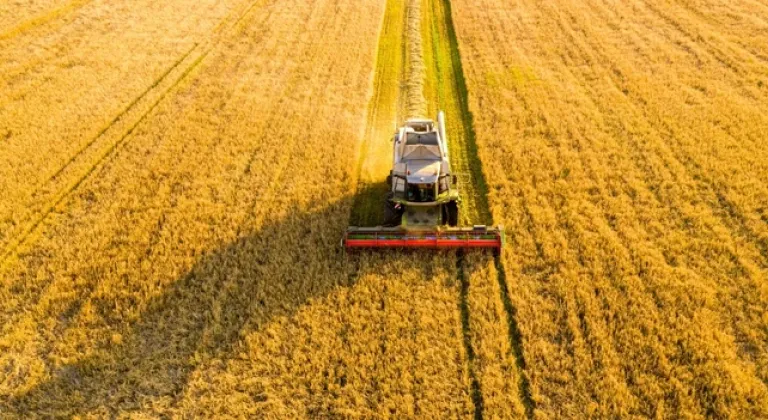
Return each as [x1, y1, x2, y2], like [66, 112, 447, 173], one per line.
[5, 197, 360, 417]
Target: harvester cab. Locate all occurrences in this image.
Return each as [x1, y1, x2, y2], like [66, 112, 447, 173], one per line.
[344, 111, 504, 252]
[386, 115, 458, 228]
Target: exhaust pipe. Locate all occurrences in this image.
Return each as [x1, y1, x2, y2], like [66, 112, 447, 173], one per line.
[437, 111, 449, 159]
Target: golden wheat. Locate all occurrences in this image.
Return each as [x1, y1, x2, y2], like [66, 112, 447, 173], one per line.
[0, 0, 484, 416]
[0, 0, 80, 39]
[451, 0, 768, 417]
[0, 0, 383, 415]
[3, 0, 767, 416]
[0, 0, 248, 253]
[178, 254, 474, 417]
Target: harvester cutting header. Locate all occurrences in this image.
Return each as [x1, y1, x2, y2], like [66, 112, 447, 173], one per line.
[344, 111, 504, 252]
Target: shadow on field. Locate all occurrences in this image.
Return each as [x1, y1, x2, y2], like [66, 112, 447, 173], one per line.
[348, 180, 389, 227]
[5, 197, 358, 416]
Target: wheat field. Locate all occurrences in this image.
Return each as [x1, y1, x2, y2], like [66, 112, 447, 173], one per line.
[451, 0, 768, 417]
[1, 0, 767, 417]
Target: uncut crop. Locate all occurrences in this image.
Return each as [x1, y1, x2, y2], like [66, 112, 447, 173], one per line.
[182, 253, 474, 417]
[0, 0, 78, 37]
[450, 0, 768, 417]
[4, 0, 764, 417]
[0, 0, 380, 415]
[0, 0, 245, 253]
[0, 0, 481, 417]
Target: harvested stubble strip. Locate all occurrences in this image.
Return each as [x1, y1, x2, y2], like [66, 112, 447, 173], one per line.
[349, 0, 406, 227]
[405, 0, 427, 118]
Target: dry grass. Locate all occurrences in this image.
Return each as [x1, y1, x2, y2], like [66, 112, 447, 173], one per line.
[451, 0, 768, 417]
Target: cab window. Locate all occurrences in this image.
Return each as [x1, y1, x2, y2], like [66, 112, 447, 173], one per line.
[407, 183, 436, 202]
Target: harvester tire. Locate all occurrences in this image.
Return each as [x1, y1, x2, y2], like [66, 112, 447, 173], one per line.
[444, 201, 459, 226]
[384, 196, 402, 227]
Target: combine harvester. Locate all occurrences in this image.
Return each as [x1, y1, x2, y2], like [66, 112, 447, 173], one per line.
[344, 112, 504, 253]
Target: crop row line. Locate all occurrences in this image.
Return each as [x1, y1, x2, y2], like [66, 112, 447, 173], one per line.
[0, 49, 210, 270]
[0, 0, 273, 267]
[0, 44, 201, 263]
[457, 252, 485, 419]
[405, 0, 427, 118]
[0, 0, 93, 42]
[430, 0, 535, 416]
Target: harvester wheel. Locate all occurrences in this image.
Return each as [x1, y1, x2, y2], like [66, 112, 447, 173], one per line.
[384, 196, 403, 227]
[444, 201, 459, 226]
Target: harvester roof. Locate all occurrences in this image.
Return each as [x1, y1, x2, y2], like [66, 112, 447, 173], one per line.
[405, 159, 441, 184]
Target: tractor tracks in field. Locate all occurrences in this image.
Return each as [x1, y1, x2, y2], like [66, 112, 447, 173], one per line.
[427, 0, 535, 416]
[0, 0, 272, 268]
[0, 46, 210, 268]
[0, 0, 94, 43]
[494, 256, 535, 418]
[456, 251, 485, 419]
